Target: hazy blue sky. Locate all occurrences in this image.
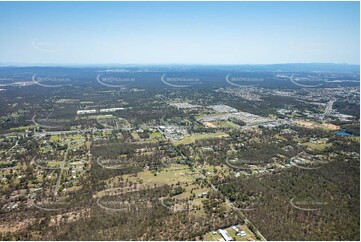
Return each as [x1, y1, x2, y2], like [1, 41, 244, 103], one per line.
[0, 1, 359, 65]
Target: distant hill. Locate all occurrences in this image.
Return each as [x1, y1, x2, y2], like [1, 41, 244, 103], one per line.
[0, 63, 359, 73]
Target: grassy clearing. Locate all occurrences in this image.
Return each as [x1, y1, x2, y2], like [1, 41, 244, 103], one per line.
[64, 185, 82, 193]
[49, 135, 61, 142]
[131, 132, 140, 140]
[149, 131, 162, 139]
[68, 133, 83, 140]
[174, 132, 229, 145]
[204, 232, 223, 241]
[10, 125, 36, 132]
[302, 142, 332, 151]
[47, 161, 63, 167]
[172, 184, 194, 199]
[96, 165, 194, 198]
[172, 183, 207, 199]
[124, 164, 192, 187]
[294, 120, 340, 131]
[349, 136, 360, 142]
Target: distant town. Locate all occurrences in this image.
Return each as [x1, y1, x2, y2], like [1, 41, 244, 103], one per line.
[0, 64, 359, 241]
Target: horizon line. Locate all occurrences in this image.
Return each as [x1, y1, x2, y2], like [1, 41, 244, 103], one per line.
[0, 62, 360, 68]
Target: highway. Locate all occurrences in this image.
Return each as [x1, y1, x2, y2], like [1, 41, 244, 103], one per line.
[323, 100, 335, 116]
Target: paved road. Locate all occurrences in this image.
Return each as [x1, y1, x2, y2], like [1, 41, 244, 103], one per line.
[324, 100, 335, 116]
[5, 140, 18, 154]
[54, 147, 69, 196]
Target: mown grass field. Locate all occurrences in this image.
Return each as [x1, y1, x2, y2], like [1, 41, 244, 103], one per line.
[124, 164, 192, 187]
[174, 132, 229, 145]
[149, 131, 162, 139]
